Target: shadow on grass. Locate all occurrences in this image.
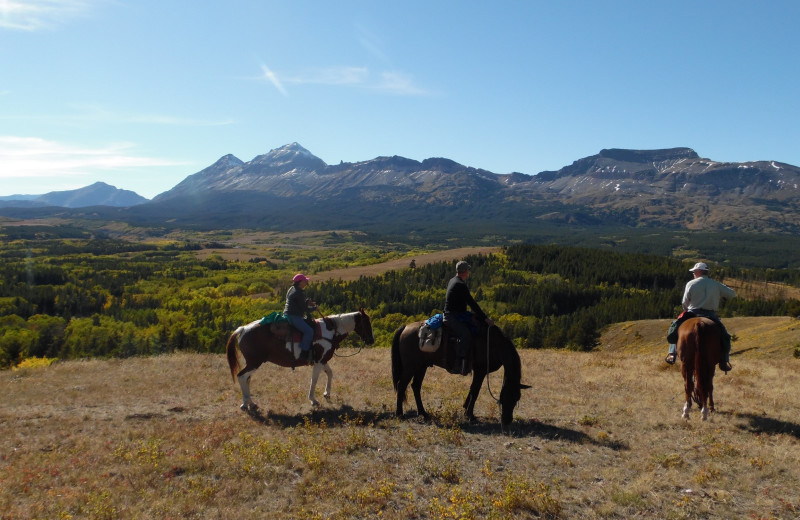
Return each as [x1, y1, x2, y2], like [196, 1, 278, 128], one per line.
[492, 418, 629, 450]
[244, 404, 628, 450]
[245, 404, 394, 428]
[734, 412, 800, 439]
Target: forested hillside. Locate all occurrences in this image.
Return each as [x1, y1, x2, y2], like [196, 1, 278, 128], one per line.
[2, 230, 799, 368]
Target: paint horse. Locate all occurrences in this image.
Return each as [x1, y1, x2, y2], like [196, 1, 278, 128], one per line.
[391, 321, 529, 432]
[677, 317, 722, 421]
[226, 308, 374, 411]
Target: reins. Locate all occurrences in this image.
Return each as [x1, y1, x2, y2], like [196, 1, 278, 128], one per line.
[485, 326, 501, 403]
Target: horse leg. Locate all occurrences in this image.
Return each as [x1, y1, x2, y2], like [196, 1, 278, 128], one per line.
[237, 366, 258, 411]
[394, 369, 414, 419]
[410, 366, 430, 420]
[682, 371, 693, 420]
[463, 372, 486, 422]
[322, 363, 333, 400]
[308, 362, 324, 406]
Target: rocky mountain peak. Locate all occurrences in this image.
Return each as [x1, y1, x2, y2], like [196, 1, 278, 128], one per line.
[598, 147, 699, 163]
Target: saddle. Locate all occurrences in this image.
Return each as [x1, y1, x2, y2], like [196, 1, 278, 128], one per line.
[286, 318, 323, 344]
[419, 316, 477, 375]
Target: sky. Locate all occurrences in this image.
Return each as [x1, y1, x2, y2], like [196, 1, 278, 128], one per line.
[1, 1, 799, 199]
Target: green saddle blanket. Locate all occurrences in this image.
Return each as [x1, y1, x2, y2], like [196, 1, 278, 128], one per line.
[260, 311, 290, 326]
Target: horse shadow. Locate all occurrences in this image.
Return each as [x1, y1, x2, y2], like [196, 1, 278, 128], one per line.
[244, 404, 395, 429]
[244, 406, 628, 450]
[734, 412, 800, 439]
[473, 417, 629, 450]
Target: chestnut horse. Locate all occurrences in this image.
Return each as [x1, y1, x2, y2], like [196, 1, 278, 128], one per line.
[226, 309, 374, 411]
[391, 321, 530, 432]
[677, 317, 722, 421]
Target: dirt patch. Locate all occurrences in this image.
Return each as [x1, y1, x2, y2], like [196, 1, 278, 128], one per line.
[312, 246, 501, 282]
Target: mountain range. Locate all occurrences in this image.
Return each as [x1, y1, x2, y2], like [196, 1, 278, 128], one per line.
[2, 143, 799, 234]
[0, 181, 147, 208]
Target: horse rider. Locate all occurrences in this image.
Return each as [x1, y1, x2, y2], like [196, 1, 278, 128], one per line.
[665, 262, 736, 372]
[284, 273, 318, 361]
[443, 260, 494, 375]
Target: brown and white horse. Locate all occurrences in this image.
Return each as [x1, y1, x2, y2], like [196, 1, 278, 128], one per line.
[226, 309, 374, 411]
[677, 317, 722, 421]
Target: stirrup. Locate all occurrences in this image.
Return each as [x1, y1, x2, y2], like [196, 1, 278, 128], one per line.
[719, 361, 732, 373]
[665, 353, 676, 365]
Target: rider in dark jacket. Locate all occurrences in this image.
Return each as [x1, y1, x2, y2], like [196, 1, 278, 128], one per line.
[443, 260, 494, 375]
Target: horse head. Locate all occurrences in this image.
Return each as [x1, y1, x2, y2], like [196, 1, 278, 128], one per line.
[355, 307, 375, 345]
[492, 328, 531, 431]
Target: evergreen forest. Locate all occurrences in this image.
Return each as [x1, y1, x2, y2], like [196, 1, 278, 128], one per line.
[2, 228, 800, 369]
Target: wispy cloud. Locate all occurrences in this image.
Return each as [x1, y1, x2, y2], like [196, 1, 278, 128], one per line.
[374, 71, 429, 96]
[0, 136, 186, 180]
[260, 64, 428, 96]
[0, 0, 91, 31]
[355, 22, 390, 64]
[260, 64, 288, 97]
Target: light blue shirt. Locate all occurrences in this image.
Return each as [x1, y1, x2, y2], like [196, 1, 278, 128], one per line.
[682, 275, 736, 312]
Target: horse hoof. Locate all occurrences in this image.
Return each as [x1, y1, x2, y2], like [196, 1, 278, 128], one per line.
[310, 400, 320, 407]
[323, 393, 331, 400]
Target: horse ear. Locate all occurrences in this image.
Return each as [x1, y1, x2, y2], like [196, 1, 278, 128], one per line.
[519, 384, 532, 390]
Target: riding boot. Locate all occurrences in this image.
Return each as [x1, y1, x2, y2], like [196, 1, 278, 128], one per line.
[719, 334, 732, 372]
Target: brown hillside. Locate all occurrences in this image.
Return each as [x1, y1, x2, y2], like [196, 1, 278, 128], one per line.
[598, 316, 800, 359]
[313, 246, 500, 281]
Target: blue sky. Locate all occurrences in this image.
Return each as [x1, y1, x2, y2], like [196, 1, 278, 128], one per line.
[2, 1, 798, 199]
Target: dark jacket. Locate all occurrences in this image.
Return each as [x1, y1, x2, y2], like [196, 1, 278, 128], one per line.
[284, 285, 309, 316]
[443, 275, 486, 321]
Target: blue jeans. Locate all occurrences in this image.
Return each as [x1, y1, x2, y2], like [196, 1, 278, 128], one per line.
[287, 315, 314, 351]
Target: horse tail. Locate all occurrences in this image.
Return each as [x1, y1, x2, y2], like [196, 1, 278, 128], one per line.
[391, 325, 405, 395]
[226, 327, 243, 383]
[693, 320, 718, 404]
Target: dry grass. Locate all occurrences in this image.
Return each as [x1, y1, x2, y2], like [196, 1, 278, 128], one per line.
[2, 318, 799, 519]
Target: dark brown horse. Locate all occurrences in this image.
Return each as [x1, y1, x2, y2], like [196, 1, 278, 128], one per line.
[391, 321, 530, 431]
[677, 317, 722, 420]
[226, 309, 374, 411]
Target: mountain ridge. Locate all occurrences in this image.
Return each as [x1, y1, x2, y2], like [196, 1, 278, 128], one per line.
[2, 143, 798, 233]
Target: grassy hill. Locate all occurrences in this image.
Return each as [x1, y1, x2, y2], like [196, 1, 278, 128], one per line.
[599, 316, 800, 359]
[2, 317, 799, 519]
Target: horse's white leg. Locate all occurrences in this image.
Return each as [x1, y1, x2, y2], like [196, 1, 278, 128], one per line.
[701, 406, 709, 421]
[238, 371, 257, 411]
[308, 363, 324, 406]
[323, 363, 333, 400]
[682, 401, 691, 420]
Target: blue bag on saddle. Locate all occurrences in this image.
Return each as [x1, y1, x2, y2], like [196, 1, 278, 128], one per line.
[425, 313, 443, 330]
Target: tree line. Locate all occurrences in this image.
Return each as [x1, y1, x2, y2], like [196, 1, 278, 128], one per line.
[1, 235, 799, 368]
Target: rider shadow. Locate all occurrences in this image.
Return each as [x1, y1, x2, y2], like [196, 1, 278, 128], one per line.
[734, 412, 800, 439]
